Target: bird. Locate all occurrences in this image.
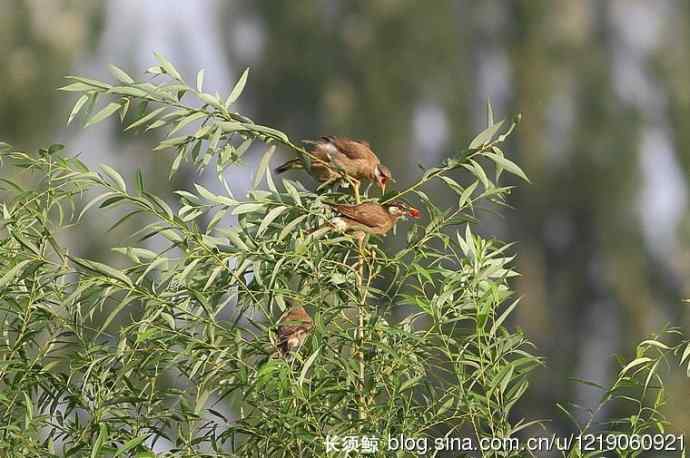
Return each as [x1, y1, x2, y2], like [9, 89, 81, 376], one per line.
[277, 305, 313, 356]
[275, 136, 393, 195]
[327, 201, 421, 238]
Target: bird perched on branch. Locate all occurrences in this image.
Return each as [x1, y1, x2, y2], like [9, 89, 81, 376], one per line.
[275, 136, 393, 195]
[277, 305, 313, 356]
[327, 201, 421, 238]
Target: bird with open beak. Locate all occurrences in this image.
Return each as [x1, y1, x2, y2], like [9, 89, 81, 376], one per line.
[328, 201, 421, 238]
[275, 136, 393, 195]
[277, 305, 313, 356]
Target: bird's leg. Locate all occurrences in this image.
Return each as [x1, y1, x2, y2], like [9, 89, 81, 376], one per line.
[317, 176, 338, 192]
[348, 177, 362, 204]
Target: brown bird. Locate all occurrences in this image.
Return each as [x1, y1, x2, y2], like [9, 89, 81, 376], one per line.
[277, 305, 313, 356]
[328, 201, 421, 238]
[275, 136, 393, 194]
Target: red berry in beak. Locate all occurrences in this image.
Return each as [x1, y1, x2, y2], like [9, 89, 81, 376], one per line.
[408, 208, 421, 219]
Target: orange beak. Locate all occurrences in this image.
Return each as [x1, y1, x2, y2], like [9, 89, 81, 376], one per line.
[378, 178, 387, 194]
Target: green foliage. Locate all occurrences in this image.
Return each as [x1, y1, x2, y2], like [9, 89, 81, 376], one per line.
[0, 55, 687, 457]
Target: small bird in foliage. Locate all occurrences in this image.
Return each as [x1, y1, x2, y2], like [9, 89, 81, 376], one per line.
[327, 201, 421, 238]
[277, 305, 313, 356]
[275, 136, 393, 194]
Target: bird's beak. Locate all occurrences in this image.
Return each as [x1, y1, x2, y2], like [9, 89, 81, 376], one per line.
[408, 208, 421, 219]
[380, 181, 387, 194]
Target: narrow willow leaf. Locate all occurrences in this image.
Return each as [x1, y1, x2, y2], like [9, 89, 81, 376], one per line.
[136, 257, 168, 285]
[0, 260, 32, 289]
[196, 69, 205, 92]
[298, 348, 320, 387]
[125, 106, 167, 131]
[283, 180, 302, 206]
[487, 100, 494, 127]
[113, 436, 147, 457]
[78, 192, 116, 222]
[169, 111, 206, 136]
[680, 343, 690, 364]
[232, 203, 264, 215]
[490, 298, 520, 336]
[203, 265, 223, 291]
[253, 145, 275, 188]
[469, 119, 504, 149]
[71, 256, 133, 287]
[257, 205, 288, 237]
[484, 151, 530, 182]
[619, 357, 652, 377]
[154, 51, 183, 81]
[59, 82, 97, 92]
[278, 214, 308, 241]
[399, 375, 423, 392]
[67, 94, 89, 126]
[100, 164, 127, 192]
[458, 180, 478, 209]
[100, 295, 136, 334]
[109, 64, 134, 84]
[108, 86, 148, 98]
[194, 183, 236, 206]
[225, 68, 250, 107]
[90, 425, 108, 458]
[179, 258, 201, 283]
[64, 75, 112, 90]
[227, 229, 249, 251]
[85, 102, 122, 127]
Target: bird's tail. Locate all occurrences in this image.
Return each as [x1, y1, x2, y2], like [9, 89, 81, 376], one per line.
[275, 159, 303, 174]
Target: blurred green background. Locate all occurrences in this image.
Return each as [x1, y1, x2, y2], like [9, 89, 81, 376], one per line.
[1, 0, 688, 442]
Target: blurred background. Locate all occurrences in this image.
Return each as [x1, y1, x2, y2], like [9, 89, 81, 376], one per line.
[1, 0, 688, 442]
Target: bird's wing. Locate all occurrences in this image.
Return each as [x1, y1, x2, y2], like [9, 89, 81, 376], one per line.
[329, 137, 376, 161]
[334, 203, 387, 228]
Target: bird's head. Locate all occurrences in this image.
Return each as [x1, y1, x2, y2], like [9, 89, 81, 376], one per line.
[374, 164, 393, 193]
[386, 202, 421, 220]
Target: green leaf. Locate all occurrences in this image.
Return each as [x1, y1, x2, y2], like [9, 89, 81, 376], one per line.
[71, 256, 133, 288]
[681, 343, 690, 364]
[109, 64, 135, 84]
[100, 164, 127, 192]
[169, 111, 206, 136]
[226, 229, 249, 251]
[232, 203, 264, 215]
[64, 75, 112, 90]
[90, 423, 108, 458]
[225, 68, 250, 107]
[490, 298, 520, 335]
[278, 214, 308, 241]
[283, 180, 302, 206]
[114, 436, 147, 457]
[458, 180, 478, 209]
[298, 348, 320, 387]
[194, 183, 236, 206]
[99, 295, 136, 334]
[67, 94, 89, 126]
[399, 375, 423, 392]
[78, 192, 116, 222]
[109, 86, 149, 98]
[85, 102, 122, 127]
[253, 145, 275, 188]
[0, 260, 32, 289]
[154, 51, 182, 81]
[469, 119, 504, 149]
[125, 107, 167, 131]
[619, 357, 653, 377]
[257, 205, 288, 237]
[484, 151, 530, 182]
[196, 69, 205, 92]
